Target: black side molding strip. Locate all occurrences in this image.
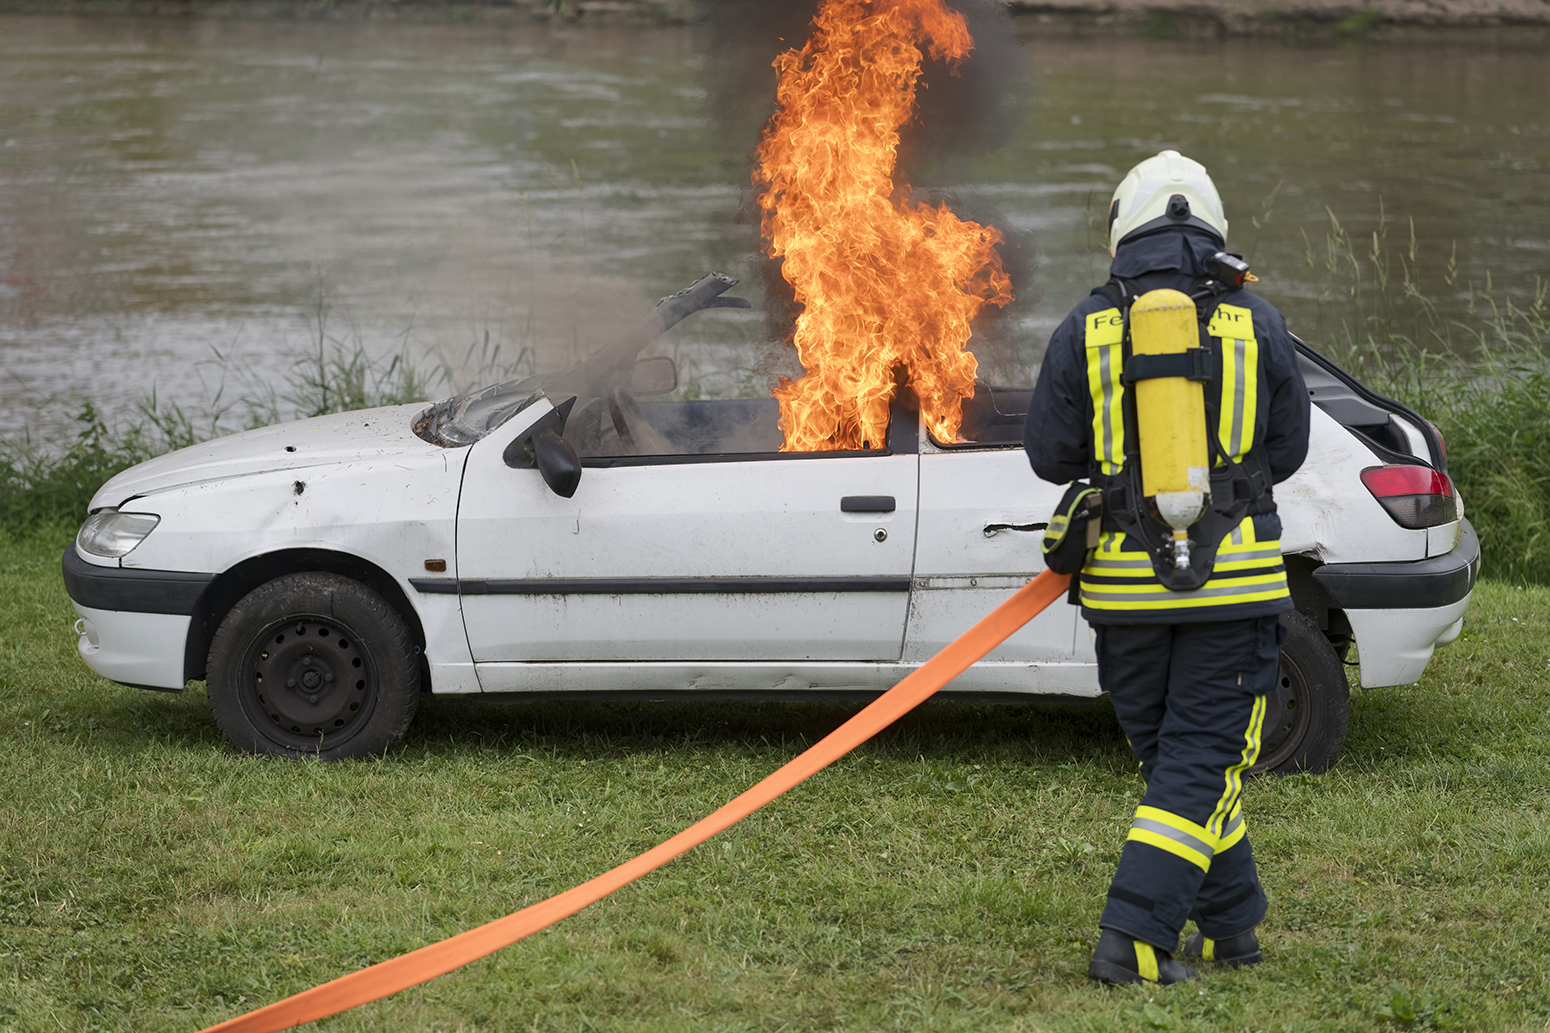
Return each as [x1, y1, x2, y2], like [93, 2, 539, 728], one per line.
[61, 547, 214, 616]
[1312, 519, 1479, 610]
[409, 579, 460, 594]
[410, 576, 912, 596]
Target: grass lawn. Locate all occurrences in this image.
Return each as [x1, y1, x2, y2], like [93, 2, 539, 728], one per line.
[2, 527, 1548, 1032]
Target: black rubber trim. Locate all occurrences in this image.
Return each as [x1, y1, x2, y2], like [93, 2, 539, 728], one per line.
[409, 578, 459, 595]
[1311, 519, 1479, 610]
[60, 546, 214, 616]
[1294, 336, 1447, 474]
[413, 576, 912, 596]
[840, 495, 896, 513]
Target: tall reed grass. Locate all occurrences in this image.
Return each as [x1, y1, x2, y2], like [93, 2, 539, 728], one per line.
[1305, 204, 1550, 584]
[0, 279, 552, 538]
[1, 330, 445, 537]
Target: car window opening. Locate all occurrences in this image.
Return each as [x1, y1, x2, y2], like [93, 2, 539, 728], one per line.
[410, 272, 1034, 459]
[927, 383, 1032, 449]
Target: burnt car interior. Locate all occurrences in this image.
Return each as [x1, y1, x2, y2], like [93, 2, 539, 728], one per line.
[571, 382, 1032, 460]
[418, 272, 1034, 465]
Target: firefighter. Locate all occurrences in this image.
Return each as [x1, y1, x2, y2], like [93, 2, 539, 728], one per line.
[1023, 150, 1311, 984]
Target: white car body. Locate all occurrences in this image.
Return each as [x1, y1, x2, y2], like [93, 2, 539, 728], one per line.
[65, 356, 1477, 710]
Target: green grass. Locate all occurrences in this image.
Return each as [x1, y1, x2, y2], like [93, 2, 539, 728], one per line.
[3, 524, 1549, 1031]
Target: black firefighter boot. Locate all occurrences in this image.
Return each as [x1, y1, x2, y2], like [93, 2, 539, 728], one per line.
[1087, 929, 1199, 985]
[1181, 928, 1263, 968]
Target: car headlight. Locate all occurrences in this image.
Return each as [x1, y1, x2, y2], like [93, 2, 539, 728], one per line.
[77, 509, 161, 558]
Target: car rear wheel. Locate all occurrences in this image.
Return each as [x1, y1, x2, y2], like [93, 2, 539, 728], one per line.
[206, 572, 420, 759]
[1253, 611, 1350, 776]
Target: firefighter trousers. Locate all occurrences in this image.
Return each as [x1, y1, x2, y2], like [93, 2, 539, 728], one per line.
[1093, 614, 1284, 950]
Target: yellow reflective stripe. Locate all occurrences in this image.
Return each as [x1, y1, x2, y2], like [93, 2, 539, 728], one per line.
[1208, 696, 1266, 839]
[1080, 530, 1290, 609]
[1081, 586, 1291, 611]
[1135, 942, 1160, 982]
[1082, 573, 1290, 601]
[1084, 308, 1126, 474]
[1237, 334, 1260, 461]
[1128, 806, 1215, 870]
[1128, 827, 1210, 870]
[1202, 938, 1216, 962]
[1218, 806, 1248, 852]
[1084, 572, 1288, 592]
[1207, 303, 1257, 463]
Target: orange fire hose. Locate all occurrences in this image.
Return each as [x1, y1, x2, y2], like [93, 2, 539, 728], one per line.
[199, 569, 1071, 1033]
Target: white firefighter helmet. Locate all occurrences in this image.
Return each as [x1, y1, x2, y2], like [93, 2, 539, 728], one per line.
[1107, 150, 1229, 254]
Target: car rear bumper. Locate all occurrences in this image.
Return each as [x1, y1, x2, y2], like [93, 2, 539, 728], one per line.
[1312, 519, 1480, 689]
[1311, 519, 1479, 610]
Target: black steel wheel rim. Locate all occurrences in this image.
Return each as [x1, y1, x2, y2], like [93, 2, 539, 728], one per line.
[236, 613, 378, 752]
[1254, 653, 1314, 773]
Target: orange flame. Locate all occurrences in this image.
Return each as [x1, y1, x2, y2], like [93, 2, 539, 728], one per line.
[755, 0, 1013, 452]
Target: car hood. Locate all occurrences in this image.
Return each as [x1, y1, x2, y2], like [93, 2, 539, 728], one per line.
[90, 403, 444, 510]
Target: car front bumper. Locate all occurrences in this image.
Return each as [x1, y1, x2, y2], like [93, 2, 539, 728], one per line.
[1313, 519, 1480, 688]
[61, 546, 213, 691]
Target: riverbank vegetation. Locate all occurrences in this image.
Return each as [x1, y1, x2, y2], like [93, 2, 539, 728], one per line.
[5, 215, 1547, 581]
[1307, 206, 1550, 585]
[2, 527, 1548, 1030]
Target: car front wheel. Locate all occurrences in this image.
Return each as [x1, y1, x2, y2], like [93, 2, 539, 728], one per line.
[206, 572, 421, 760]
[1253, 610, 1351, 776]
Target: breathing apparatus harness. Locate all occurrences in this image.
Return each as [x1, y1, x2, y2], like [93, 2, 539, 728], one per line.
[1091, 252, 1274, 593]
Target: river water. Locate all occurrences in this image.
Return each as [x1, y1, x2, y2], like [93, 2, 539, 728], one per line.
[1, 14, 1545, 435]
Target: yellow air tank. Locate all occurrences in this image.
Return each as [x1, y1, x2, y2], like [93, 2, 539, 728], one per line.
[1129, 289, 1210, 568]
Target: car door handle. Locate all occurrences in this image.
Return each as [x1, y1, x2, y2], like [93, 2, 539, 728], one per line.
[841, 495, 896, 513]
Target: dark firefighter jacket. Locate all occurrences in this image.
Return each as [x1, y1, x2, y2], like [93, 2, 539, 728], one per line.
[1023, 226, 1312, 624]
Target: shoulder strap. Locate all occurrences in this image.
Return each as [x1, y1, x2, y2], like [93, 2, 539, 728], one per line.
[1098, 276, 1141, 309]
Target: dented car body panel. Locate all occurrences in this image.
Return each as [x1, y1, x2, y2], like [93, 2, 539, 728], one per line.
[65, 347, 1477, 702]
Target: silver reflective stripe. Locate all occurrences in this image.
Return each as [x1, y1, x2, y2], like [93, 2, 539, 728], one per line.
[1098, 343, 1117, 468]
[1230, 525, 1243, 546]
[1229, 337, 1248, 459]
[1082, 581, 1285, 603]
[1215, 547, 1282, 564]
[1131, 816, 1216, 861]
[1222, 810, 1244, 839]
[1085, 555, 1155, 571]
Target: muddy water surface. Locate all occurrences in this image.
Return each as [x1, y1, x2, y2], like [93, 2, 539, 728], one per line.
[1, 15, 1545, 434]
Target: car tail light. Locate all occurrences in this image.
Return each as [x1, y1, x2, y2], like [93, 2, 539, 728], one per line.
[1361, 465, 1458, 529]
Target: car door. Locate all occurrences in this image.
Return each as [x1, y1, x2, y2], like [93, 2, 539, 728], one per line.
[905, 389, 1083, 695]
[455, 400, 920, 670]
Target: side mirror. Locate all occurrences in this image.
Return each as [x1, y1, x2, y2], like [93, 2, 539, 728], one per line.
[629, 355, 678, 396]
[532, 429, 581, 499]
[502, 396, 582, 498]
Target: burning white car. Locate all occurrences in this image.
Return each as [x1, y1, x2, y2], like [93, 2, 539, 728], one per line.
[62, 275, 1477, 773]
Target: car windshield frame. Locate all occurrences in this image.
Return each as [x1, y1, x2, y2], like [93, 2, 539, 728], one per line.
[413, 377, 546, 448]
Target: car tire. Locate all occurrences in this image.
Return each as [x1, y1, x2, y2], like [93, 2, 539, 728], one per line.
[206, 572, 421, 760]
[1252, 610, 1350, 777]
